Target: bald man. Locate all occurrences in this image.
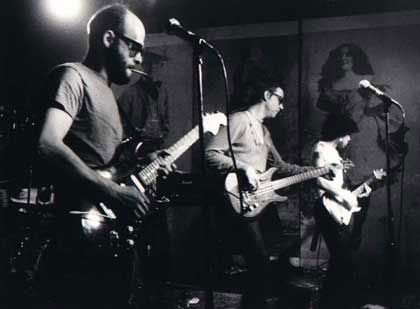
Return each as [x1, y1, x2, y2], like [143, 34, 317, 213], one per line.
[38, 4, 151, 217]
[36, 4, 169, 308]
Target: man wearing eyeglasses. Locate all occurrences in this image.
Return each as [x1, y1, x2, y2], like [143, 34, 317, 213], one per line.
[37, 4, 172, 309]
[204, 71, 334, 308]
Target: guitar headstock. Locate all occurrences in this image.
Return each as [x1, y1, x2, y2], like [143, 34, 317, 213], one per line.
[203, 111, 227, 136]
[373, 168, 386, 180]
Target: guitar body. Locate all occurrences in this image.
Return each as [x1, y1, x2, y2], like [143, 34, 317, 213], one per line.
[76, 174, 168, 253]
[225, 167, 288, 218]
[322, 193, 361, 226]
[76, 199, 132, 252]
[96, 158, 141, 185]
[321, 169, 386, 226]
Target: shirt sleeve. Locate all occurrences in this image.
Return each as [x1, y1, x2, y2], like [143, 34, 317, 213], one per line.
[204, 113, 247, 173]
[44, 66, 84, 119]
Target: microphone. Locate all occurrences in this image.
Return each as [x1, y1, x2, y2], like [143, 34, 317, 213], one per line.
[165, 18, 214, 50]
[359, 80, 400, 107]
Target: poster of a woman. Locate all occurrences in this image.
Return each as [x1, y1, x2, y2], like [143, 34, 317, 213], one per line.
[316, 43, 404, 185]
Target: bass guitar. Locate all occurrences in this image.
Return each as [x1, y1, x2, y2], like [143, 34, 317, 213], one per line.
[225, 166, 332, 218]
[322, 169, 386, 226]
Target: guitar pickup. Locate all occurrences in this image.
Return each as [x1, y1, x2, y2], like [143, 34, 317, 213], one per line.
[130, 175, 146, 193]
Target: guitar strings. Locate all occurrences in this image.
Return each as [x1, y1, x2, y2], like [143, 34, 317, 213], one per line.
[244, 167, 328, 198]
[245, 183, 275, 197]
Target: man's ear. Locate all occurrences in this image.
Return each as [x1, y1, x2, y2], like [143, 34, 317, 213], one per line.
[103, 30, 115, 48]
[263, 90, 271, 101]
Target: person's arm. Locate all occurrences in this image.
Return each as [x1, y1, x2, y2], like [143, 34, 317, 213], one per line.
[269, 147, 312, 175]
[266, 131, 315, 175]
[38, 108, 150, 218]
[312, 150, 357, 209]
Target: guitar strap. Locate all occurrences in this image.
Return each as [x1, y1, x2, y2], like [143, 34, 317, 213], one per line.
[243, 111, 283, 166]
[244, 111, 265, 146]
[310, 224, 321, 252]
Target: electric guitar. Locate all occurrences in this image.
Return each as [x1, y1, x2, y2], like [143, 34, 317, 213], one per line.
[322, 169, 386, 226]
[96, 111, 226, 189]
[224, 166, 333, 218]
[76, 112, 227, 249]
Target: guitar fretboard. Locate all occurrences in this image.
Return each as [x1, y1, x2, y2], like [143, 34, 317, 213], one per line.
[352, 176, 375, 196]
[137, 126, 199, 185]
[268, 167, 330, 191]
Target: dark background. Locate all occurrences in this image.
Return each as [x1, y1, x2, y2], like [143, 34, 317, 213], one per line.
[5, 0, 420, 99]
[3, 0, 420, 290]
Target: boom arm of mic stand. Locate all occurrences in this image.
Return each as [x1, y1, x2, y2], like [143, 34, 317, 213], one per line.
[381, 95, 406, 119]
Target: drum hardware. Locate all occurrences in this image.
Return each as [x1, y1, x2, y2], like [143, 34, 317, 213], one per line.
[70, 208, 137, 256]
[10, 185, 54, 205]
[8, 224, 53, 299]
[7, 187, 57, 286]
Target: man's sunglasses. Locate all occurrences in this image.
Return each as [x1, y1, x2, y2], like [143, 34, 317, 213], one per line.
[114, 32, 144, 57]
[270, 92, 285, 103]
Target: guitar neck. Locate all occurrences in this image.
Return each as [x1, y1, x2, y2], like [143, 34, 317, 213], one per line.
[138, 126, 199, 185]
[352, 176, 375, 196]
[269, 167, 330, 191]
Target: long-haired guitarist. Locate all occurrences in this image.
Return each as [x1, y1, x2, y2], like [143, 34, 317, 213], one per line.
[205, 71, 337, 308]
[312, 113, 374, 309]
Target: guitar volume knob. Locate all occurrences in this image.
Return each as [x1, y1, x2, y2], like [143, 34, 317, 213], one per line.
[126, 239, 135, 247]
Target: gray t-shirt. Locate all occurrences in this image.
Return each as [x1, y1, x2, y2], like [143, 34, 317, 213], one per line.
[205, 110, 311, 176]
[45, 63, 123, 168]
[205, 111, 271, 174]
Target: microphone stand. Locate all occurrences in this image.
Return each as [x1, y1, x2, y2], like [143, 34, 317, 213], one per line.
[361, 84, 407, 307]
[382, 97, 400, 308]
[192, 39, 214, 309]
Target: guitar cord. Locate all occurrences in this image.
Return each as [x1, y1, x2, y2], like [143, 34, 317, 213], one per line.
[211, 49, 245, 214]
[396, 118, 408, 264]
[224, 191, 251, 209]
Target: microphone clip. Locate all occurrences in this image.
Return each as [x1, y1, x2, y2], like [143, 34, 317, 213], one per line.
[166, 18, 216, 53]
